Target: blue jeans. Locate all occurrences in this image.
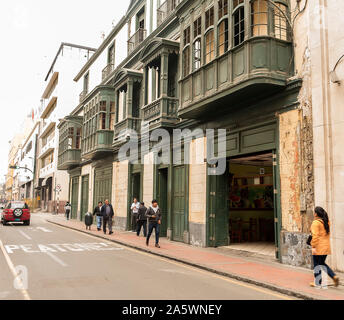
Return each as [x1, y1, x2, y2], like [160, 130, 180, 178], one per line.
[313, 255, 336, 285]
[96, 216, 102, 229]
[147, 222, 160, 244]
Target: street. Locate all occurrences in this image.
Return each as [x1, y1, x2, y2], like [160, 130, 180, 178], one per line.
[0, 213, 293, 300]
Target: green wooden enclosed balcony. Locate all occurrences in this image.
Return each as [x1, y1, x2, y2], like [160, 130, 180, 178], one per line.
[81, 85, 115, 160]
[57, 116, 83, 170]
[179, 37, 293, 118]
[177, 0, 293, 118]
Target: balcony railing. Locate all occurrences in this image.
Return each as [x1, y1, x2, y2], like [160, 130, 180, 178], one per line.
[143, 96, 179, 129]
[81, 130, 114, 160]
[40, 163, 54, 178]
[157, 0, 180, 26]
[57, 149, 81, 170]
[113, 117, 141, 146]
[39, 137, 55, 159]
[102, 63, 114, 81]
[79, 90, 87, 103]
[128, 28, 147, 54]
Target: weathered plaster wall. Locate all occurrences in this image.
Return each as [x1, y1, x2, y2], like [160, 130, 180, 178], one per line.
[279, 109, 302, 232]
[279, 108, 314, 268]
[113, 160, 129, 230]
[188, 137, 207, 247]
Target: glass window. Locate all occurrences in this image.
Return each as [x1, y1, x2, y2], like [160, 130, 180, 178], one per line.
[233, 0, 244, 9]
[205, 7, 214, 29]
[218, 19, 229, 55]
[205, 30, 215, 63]
[193, 17, 202, 38]
[183, 47, 190, 77]
[76, 128, 81, 149]
[218, 0, 228, 19]
[233, 5, 245, 46]
[194, 39, 201, 70]
[183, 26, 190, 46]
[251, 0, 269, 36]
[274, 2, 288, 40]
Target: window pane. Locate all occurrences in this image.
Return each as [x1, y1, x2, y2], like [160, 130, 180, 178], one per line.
[251, 0, 268, 36]
[274, 3, 288, 40]
[183, 47, 190, 77]
[205, 30, 215, 63]
[218, 20, 228, 55]
[194, 39, 201, 70]
[233, 6, 245, 46]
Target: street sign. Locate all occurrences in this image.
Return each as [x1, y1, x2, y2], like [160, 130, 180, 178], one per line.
[56, 184, 62, 192]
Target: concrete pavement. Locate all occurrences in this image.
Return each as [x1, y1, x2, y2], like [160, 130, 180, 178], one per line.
[0, 213, 291, 300]
[46, 213, 344, 301]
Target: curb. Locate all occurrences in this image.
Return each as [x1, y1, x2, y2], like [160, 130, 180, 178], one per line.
[47, 219, 320, 300]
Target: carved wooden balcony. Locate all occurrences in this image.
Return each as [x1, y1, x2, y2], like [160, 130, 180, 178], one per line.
[143, 96, 179, 130]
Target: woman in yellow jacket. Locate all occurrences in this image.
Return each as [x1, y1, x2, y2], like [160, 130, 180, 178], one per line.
[310, 207, 339, 287]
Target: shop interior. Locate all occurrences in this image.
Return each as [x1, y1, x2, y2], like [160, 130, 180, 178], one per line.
[226, 152, 276, 257]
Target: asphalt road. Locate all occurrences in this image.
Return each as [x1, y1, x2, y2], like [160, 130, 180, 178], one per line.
[0, 213, 294, 300]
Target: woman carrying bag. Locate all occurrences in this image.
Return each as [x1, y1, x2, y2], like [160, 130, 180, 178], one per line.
[309, 206, 339, 288]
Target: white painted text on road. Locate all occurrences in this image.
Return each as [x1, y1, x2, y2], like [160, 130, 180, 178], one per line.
[4, 242, 122, 254]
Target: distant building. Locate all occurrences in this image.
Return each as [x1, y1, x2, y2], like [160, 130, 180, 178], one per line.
[35, 43, 96, 213]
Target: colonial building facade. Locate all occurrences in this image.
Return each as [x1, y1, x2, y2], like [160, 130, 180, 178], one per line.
[58, 0, 343, 271]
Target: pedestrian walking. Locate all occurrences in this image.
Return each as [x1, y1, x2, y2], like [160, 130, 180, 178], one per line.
[65, 201, 71, 220]
[130, 198, 140, 232]
[101, 199, 114, 235]
[93, 201, 103, 231]
[145, 200, 161, 248]
[309, 206, 339, 288]
[136, 202, 147, 237]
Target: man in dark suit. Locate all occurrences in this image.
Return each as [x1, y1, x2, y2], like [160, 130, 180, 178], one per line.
[101, 199, 114, 235]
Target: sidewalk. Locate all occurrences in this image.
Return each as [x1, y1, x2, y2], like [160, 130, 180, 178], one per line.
[45, 213, 344, 300]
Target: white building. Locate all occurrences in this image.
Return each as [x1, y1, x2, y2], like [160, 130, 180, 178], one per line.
[36, 43, 96, 213]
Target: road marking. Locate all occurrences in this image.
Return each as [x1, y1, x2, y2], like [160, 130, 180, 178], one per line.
[52, 223, 291, 299]
[4, 242, 122, 254]
[18, 230, 32, 240]
[49, 222, 291, 299]
[45, 251, 68, 267]
[36, 227, 52, 233]
[0, 239, 31, 300]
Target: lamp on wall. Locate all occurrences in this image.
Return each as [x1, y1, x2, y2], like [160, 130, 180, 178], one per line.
[330, 54, 344, 84]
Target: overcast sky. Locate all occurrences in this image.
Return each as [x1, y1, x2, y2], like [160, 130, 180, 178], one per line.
[0, 0, 129, 183]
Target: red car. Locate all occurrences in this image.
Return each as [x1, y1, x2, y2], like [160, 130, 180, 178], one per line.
[1, 201, 30, 226]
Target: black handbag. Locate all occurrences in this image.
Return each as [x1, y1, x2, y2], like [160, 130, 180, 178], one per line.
[306, 235, 312, 246]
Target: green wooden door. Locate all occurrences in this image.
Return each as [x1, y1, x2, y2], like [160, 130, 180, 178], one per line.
[157, 168, 168, 237]
[80, 175, 89, 221]
[93, 167, 112, 208]
[172, 166, 185, 242]
[208, 164, 229, 247]
[128, 173, 141, 230]
[71, 177, 79, 220]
